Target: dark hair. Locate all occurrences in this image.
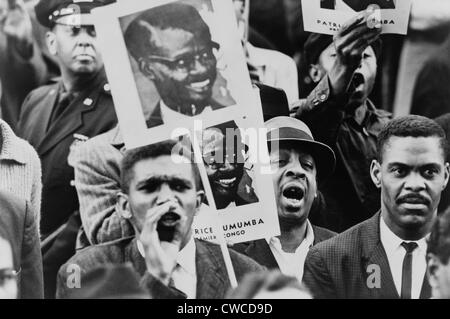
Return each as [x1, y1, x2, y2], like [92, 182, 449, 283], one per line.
[124, 2, 212, 61]
[427, 207, 450, 264]
[376, 115, 449, 163]
[120, 139, 200, 194]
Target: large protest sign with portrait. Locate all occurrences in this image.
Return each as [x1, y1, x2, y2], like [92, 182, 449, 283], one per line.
[92, 0, 279, 244]
[301, 0, 412, 35]
[92, 0, 254, 148]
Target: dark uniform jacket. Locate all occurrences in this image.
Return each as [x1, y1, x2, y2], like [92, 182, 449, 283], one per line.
[296, 77, 391, 232]
[303, 212, 431, 299]
[0, 190, 43, 299]
[56, 237, 265, 299]
[16, 70, 117, 298]
[17, 71, 117, 237]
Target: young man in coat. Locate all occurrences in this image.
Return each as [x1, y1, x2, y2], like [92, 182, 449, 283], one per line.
[303, 115, 450, 299]
[57, 140, 265, 299]
[16, 0, 117, 298]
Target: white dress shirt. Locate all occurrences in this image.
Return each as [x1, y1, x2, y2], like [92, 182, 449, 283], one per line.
[379, 217, 428, 299]
[137, 236, 197, 299]
[266, 220, 315, 282]
[160, 100, 213, 125]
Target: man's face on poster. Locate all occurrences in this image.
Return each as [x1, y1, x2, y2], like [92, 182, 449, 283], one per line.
[202, 129, 246, 209]
[143, 27, 218, 112]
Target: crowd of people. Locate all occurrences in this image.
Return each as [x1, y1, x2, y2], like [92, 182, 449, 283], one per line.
[0, 0, 450, 299]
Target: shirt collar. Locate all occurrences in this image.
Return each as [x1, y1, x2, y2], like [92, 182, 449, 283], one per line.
[266, 220, 315, 253]
[136, 236, 196, 276]
[0, 119, 27, 165]
[160, 100, 212, 123]
[380, 215, 428, 253]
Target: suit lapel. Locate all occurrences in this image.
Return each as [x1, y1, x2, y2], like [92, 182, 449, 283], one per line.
[361, 213, 399, 299]
[37, 89, 98, 156]
[195, 240, 228, 299]
[245, 240, 279, 270]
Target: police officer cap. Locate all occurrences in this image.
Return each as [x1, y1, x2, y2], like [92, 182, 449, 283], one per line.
[35, 0, 116, 28]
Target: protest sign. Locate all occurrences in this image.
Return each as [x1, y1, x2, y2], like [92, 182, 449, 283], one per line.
[302, 0, 412, 35]
[191, 90, 279, 245]
[92, 0, 280, 286]
[92, 0, 254, 148]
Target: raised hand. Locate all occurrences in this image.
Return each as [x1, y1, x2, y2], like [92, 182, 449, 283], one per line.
[328, 9, 381, 95]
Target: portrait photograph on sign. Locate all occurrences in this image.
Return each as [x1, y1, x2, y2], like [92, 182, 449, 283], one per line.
[191, 110, 280, 244]
[199, 120, 259, 211]
[92, 0, 254, 148]
[302, 0, 411, 36]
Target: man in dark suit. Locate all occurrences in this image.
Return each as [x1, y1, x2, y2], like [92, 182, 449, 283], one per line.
[124, 2, 235, 128]
[0, 190, 43, 299]
[303, 115, 450, 299]
[321, 0, 395, 11]
[16, 0, 117, 298]
[57, 140, 264, 299]
[234, 117, 336, 282]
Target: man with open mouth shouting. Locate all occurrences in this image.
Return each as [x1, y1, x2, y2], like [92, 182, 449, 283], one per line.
[233, 116, 336, 282]
[56, 140, 264, 299]
[294, 10, 392, 232]
[201, 121, 258, 210]
[124, 2, 235, 129]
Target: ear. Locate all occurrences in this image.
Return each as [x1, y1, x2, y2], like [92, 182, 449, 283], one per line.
[138, 59, 156, 81]
[194, 190, 205, 216]
[46, 31, 58, 56]
[370, 159, 382, 189]
[443, 162, 450, 190]
[426, 253, 440, 293]
[116, 192, 132, 220]
[309, 64, 324, 84]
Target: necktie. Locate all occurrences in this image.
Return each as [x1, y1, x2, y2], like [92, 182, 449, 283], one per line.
[401, 242, 418, 299]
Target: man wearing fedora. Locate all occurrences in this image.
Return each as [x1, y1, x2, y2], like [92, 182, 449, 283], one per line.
[233, 117, 336, 282]
[16, 0, 118, 298]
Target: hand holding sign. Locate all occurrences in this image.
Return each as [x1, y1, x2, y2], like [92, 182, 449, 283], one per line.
[329, 10, 381, 95]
